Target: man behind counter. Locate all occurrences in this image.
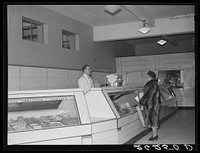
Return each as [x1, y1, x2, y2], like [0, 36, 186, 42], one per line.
[78, 65, 94, 94]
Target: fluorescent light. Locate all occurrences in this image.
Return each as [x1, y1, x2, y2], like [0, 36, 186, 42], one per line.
[104, 5, 121, 14]
[157, 39, 167, 45]
[138, 26, 150, 34]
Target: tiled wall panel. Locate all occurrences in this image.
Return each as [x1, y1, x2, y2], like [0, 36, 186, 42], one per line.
[8, 66, 20, 91]
[8, 65, 111, 91]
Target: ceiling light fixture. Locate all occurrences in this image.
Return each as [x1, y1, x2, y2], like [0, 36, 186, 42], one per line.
[121, 5, 151, 34]
[104, 5, 121, 14]
[157, 38, 167, 45]
[104, 5, 151, 34]
[138, 20, 150, 34]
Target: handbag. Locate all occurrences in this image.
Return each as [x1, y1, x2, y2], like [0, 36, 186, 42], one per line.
[136, 105, 146, 127]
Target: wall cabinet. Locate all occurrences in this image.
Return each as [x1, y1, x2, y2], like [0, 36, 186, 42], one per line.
[116, 55, 155, 74]
[173, 89, 195, 107]
[116, 52, 195, 107]
[155, 52, 194, 70]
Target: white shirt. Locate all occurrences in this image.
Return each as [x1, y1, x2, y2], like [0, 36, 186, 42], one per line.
[78, 73, 94, 94]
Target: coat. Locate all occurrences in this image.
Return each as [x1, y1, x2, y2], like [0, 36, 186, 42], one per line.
[139, 78, 161, 128]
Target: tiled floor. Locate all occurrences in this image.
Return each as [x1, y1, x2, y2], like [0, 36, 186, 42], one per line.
[134, 109, 195, 144]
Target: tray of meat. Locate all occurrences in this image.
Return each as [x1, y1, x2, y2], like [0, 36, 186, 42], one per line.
[40, 115, 57, 122]
[47, 121, 64, 128]
[60, 117, 79, 125]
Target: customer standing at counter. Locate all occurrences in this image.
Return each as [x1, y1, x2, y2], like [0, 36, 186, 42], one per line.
[139, 71, 161, 141]
[78, 65, 94, 94]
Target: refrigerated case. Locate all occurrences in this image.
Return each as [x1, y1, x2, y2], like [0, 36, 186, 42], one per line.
[8, 89, 92, 145]
[85, 87, 145, 144]
[8, 86, 177, 145]
[85, 86, 177, 144]
[159, 85, 177, 120]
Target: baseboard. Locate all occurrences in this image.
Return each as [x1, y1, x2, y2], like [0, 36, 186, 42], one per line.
[125, 128, 151, 144]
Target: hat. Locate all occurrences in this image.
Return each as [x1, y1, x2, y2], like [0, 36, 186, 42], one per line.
[147, 71, 156, 78]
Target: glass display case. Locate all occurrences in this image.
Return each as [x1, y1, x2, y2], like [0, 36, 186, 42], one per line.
[160, 84, 176, 102]
[8, 89, 92, 145]
[107, 89, 138, 117]
[7, 86, 177, 145]
[159, 85, 177, 120]
[158, 70, 183, 88]
[8, 95, 80, 133]
[84, 87, 144, 144]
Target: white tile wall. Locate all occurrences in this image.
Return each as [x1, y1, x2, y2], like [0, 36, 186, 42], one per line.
[67, 79, 79, 88]
[8, 66, 20, 91]
[21, 67, 47, 78]
[47, 78, 67, 89]
[8, 66, 20, 78]
[92, 72, 110, 84]
[67, 70, 82, 79]
[8, 65, 112, 91]
[8, 78, 20, 91]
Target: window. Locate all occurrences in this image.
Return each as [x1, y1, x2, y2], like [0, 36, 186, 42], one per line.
[62, 30, 79, 51]
[22, 17, 44, 43]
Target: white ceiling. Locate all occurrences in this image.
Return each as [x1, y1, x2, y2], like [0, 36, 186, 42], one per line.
[42, 5, 195, 44]
[42, 5, 194, 27]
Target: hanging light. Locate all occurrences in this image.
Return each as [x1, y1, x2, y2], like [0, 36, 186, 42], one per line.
[104, 5, 151, 34]
[104, 5, 121, 14]
[157, 38, 167, 45]
[138, 20, 150, 34]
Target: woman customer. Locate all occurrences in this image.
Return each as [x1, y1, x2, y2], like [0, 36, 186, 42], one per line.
[139, 71, 161, 141]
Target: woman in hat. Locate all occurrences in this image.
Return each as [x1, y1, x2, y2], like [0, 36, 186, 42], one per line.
[139, 71, 161, 141]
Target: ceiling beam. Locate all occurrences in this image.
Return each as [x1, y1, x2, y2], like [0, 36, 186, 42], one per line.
[93, 17, 194, 42]
[162, 35, 178, 46]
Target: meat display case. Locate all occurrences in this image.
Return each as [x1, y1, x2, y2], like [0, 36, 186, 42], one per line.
[84, 86, 177, 144]
[85, 87, 145, 144]
[8, 86, 177, 145]
[159, 85, 177, 120]
[8, 89, 92, 145]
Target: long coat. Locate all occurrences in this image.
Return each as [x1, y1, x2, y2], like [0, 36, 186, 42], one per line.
[139, 78, 161, 128]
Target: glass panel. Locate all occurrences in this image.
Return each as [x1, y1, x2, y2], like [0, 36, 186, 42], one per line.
[36, 24, 43, 43]
[108, 90, 137, 117]
[160, 85, 175, 97]
[62, 31, 67, 48]
[62, 30, 76, 50]
[31, 23, 38, 41]
[8, 95, 80, 132]
[22, 18, 44, 43]
[158, 70, 182, 88]
[22, 20, 31, 40]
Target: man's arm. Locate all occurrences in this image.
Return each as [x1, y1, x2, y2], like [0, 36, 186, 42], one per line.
[78, 78, 88, 94]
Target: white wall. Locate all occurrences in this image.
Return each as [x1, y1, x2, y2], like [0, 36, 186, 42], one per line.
[8, 65, 111, 91]
[7, 5, 117, 73]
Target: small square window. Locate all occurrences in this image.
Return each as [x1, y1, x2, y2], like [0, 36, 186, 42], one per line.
[62, 30, 79, 51]
[22, 17, 45, 43]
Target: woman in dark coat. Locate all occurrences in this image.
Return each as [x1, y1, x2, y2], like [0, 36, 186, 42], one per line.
[139, 71, 161, 141]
